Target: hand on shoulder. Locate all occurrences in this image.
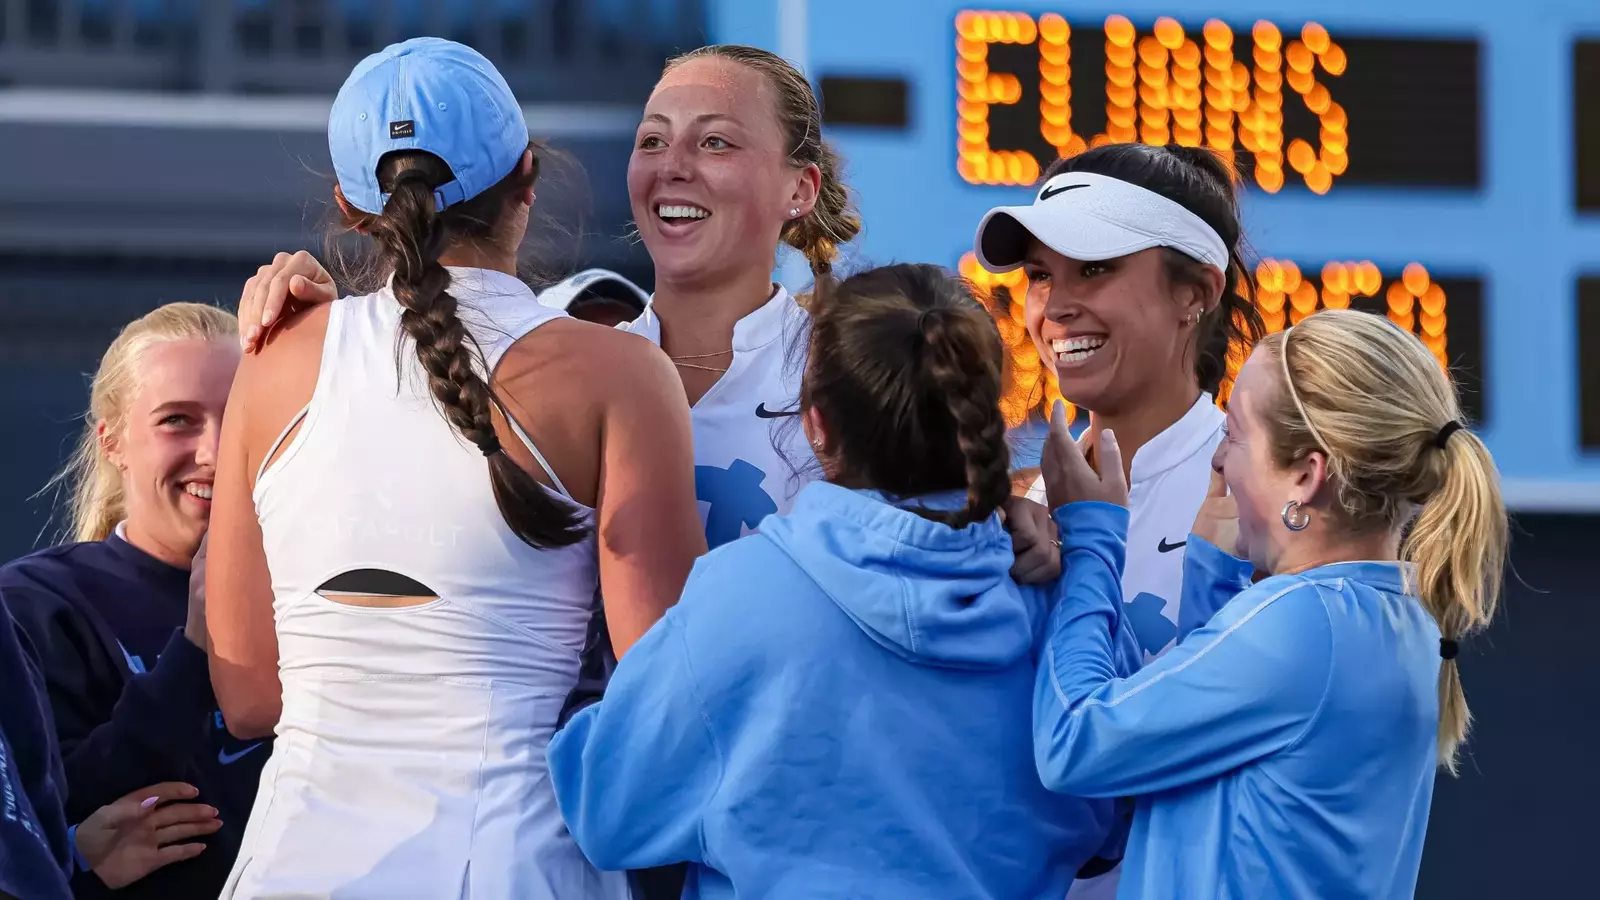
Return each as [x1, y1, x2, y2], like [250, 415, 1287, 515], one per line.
[238, 251, 338, 354]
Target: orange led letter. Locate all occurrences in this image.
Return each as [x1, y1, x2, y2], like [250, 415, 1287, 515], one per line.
[1037, 14, 1087, 157]
[1282, 23, 1348, 193]
[956, 11, 1042, 185]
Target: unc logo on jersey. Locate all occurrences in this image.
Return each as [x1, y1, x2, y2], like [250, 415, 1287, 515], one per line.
[1125, 592, 1178, 657]
[695, 459, 779, 548]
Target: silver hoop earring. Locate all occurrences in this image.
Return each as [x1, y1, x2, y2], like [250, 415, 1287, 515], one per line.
[1281, 500, 1311, 531]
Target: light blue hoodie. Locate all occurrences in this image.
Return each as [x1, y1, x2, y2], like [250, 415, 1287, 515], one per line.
[548, 482, 1141, 899]
[1037, 504, 1446, 900]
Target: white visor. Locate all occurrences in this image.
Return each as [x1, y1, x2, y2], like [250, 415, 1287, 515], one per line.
[538, 268, 651, 313]
[973, 171, 1229, 274]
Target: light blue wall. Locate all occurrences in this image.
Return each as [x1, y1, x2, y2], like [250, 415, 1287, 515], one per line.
[710, 0, 1600, 498]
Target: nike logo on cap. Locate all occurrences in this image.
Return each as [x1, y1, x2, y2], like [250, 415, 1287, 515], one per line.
[1040, 182, 1089, 201]
[218, 742, 264, 765]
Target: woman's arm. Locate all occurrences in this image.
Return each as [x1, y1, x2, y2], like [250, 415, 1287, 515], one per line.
[1175, 468, 1255, 643]
[589, 335, 706, 656]
[205, 408, 279, 738]
[205, 305, 326, 738]
[1029, 500, 1134, 762]
[1174, 534, 1255, 644]
[1034, 546, 1335, 798]
[494, 321, 704, 659]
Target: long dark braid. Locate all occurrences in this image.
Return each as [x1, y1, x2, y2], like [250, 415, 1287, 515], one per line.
[361, 154, 587, 549]
[916, 307, 1012, 529]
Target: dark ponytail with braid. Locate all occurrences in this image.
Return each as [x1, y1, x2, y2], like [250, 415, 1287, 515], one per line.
[801, 263, 1011, 529]
[342, 148, 589, 549]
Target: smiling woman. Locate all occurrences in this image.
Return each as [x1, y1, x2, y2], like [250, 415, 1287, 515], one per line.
[974, 142, 1266, 898]
[625, 43, 859, 408]
[613, 44, 864, 551]
[47, 304, 239, 554]
[0, 302, 259, 900]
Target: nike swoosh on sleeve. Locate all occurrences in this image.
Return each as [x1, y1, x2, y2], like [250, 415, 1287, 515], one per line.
[218, 743, 265, 765]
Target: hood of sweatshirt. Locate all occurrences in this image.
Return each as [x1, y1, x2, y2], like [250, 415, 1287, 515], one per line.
[759, 482, 1041, 670]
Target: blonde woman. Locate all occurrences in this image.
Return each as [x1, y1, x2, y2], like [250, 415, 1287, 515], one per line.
[3, 302, 253, 899]
[1035, 308, 1506, 899]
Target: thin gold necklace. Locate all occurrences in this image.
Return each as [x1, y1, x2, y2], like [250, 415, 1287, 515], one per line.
[668, 346, 732, 374]
[672, 360, 729, 373]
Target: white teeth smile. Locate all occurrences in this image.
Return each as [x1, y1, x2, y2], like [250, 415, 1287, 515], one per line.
[1051, 336, 1106, 363]
[184, 483, 213, 501]
[657, 204, 709, 220]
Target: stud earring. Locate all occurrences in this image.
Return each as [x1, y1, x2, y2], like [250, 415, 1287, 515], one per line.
[790, 207, 801, 218]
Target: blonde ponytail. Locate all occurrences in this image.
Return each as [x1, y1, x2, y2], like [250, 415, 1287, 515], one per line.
[42, 302, 238, 544]
[1403, 426, 1507, 774]
[1263, 309, 1508, 773]
[780, 138, 861, 288]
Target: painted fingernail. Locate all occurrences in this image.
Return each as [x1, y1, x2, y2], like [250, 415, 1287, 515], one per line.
[141, 797, 159, 808]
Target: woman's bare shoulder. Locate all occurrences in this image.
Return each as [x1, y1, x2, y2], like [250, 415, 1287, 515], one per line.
[233, 301, 331, 459]
[498, 317, 680, 406]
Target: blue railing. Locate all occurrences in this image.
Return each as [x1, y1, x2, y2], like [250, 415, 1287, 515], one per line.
[0, 0, 706, 100]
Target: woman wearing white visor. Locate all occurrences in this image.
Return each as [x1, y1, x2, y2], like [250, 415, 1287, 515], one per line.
[974, 142, 1265, 897]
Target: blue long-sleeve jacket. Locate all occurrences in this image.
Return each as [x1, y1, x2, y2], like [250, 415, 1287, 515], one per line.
[548, 484, 1142, 899]
[1, 596, 72, 900]
[1036, 506, 1447, 900]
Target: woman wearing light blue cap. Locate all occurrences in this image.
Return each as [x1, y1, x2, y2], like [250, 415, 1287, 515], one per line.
[203, 38, 704, 899]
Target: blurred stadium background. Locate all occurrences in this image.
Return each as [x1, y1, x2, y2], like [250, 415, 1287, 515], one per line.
[1, 0, 1595, 895]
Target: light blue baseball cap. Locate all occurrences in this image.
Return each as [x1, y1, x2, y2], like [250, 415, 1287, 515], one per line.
[328, 37, 529, 215]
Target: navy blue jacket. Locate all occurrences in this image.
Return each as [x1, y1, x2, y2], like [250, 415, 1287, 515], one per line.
[1, 594, 72, 900]
[2, 535, 268, 899]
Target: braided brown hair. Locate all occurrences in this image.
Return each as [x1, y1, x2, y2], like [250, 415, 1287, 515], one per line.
[343, 147, 588, 548]
[801, 264, 1010, 529]
[666, 45, 862, 288]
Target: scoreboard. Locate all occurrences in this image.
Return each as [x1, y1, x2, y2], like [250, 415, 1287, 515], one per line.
[712, 0, 1600, 510]
[945, 11, 1478, 425]
[948, 12, 1478, 192]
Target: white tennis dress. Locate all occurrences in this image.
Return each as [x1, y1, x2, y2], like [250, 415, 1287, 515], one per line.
[223, 267, 627, 900]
